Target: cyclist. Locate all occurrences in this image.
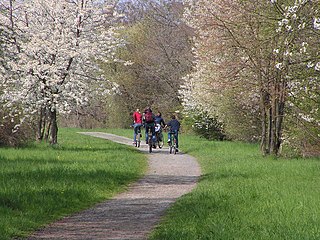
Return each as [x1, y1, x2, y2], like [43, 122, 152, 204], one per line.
[132, 108, 143, 145]
[166, 114, 181, 152]
[143, 107, 156, 146]
[155, 111, 166, 128]
[155, 111, 166, 143]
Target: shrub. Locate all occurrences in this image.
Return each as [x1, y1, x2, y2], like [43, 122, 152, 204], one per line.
[0, 112, 34, 147]
[187, 111, 226, 140]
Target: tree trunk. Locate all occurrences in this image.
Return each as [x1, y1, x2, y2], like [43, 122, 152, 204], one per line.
[37, 108, 44, 141]
[274, 82, 286, 155]
[49, 109, 58, 145]
[270, 82, 277, 155]
[267, 106, 272, 154]
[44, 120, 51, 142]
[260, 89, 268, 155]
[269, 80, 286, 156]
[37, 107, 48, 141]
[260, 78, 286, 156]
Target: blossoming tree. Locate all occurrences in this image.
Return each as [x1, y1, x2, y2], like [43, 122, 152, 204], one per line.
[181, 0, 320, 156]
[0, 0, 124, 144]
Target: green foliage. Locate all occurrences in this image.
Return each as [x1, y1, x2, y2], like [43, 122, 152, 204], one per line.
[104, 95, 133, 128]
[150, 134, 320, 240]
[0, 128, 147, 239]
[220, 90, 261, 143]
[187, 111, 225, 140]
[100, 1, 193, 124]
[282, 115, 320, 157]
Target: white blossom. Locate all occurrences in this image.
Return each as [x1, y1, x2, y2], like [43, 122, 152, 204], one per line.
[314, 18, 320, 30]
[0, 0, 126, 129]
[275, 62, 283, 70]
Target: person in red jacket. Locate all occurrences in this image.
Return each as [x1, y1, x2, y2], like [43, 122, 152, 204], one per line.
[132, 108, 143, 144]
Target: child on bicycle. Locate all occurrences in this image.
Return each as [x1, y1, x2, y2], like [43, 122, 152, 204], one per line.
[143, 107, 156, 146]
[132, 108, 143, 145]
[166, 114, 181, 151]
[155, 111, 166, 128]
[155, 111, 166, 142]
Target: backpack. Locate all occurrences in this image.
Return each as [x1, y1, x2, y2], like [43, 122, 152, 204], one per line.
[145, 111, 154, 123]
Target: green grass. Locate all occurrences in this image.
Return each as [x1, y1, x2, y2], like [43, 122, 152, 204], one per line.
[2, 128, 320, 239]
[0, 128, 147, 240]
[148, 134, 320, 240]
[88, 128, 320, 239]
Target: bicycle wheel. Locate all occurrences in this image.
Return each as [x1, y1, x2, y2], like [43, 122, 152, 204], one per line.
[158, 132, 164, 149]
[148, 134, 152, 153]
[169, 135, 173, 154]
[137, 133, 141, 147]
[173, 136, 178, 154]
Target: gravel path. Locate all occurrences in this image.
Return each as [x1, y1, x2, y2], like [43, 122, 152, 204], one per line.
[28, 132, 201, 240]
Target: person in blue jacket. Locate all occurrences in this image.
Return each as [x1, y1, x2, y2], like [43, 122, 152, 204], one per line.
[166, 114, 181, 151]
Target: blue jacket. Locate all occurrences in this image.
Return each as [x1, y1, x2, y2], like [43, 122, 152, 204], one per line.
[155, 116, 166, 127]
[167, 119, 180, 131]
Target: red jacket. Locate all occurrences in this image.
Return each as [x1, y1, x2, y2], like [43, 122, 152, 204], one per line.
[133, 111, 142, 124]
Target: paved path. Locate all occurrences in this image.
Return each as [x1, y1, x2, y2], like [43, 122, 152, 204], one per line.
[28, 132, 201, 240]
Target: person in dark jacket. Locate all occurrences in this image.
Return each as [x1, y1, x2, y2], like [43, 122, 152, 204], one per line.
[143, 107, 156, 145]
[154, 111, 166, 143]
[155, 111, 166, 128]
[166, 114, 181, 150]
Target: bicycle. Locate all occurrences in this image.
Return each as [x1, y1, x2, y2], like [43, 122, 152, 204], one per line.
[147, 127, 153, 153]
[168, 130, 177, 154]
[132, 123, 142, 148]
[135, 126, 142, 148]
[155, 123, 164, 149]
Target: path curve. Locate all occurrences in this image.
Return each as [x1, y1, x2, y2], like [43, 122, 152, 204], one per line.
[28, 132, 201, 240]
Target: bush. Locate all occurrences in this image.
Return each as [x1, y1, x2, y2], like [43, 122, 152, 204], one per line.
[282, 115, 320, 157]
[187, 111, 225, 140]
[0, 112, 34, 147]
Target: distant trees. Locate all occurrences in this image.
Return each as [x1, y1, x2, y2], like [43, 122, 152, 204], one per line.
[100, 0, 193, 127]
[181, 0, 320, 156]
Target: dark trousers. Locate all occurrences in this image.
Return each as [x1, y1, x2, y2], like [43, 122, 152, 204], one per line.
[168, 130, 179, 148]
[145, 123, 156, 143]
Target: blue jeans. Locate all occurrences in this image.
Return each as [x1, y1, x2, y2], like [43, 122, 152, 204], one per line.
[168, 130, 179, 148]
[133, 123, 142, 142]
[145, 123, 156, 144]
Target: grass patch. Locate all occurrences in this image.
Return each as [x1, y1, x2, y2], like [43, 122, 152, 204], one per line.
[149, 134, 320, 240]
[0, 128, 147, 240]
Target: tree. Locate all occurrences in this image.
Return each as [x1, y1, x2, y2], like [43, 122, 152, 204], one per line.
[271, 0, 320, 156]
[100, 0, 193, 127]
[181, 0, 320, 156]
[0, 0, 125, 144]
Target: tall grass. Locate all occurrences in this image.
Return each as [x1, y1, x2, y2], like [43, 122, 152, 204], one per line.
[150, 134, 320, 239]
[0, 128, 147, 240]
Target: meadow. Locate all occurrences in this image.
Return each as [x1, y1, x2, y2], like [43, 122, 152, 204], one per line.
[0, 128, 147, 240]
[149, 134, 320, 239]
[99, 128, 320, 239]
[1, 128, 320, 239]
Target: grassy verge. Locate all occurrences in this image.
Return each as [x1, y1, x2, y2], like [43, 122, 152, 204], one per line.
[148, 134, 320, 239]
[0, 128, 147, 240]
